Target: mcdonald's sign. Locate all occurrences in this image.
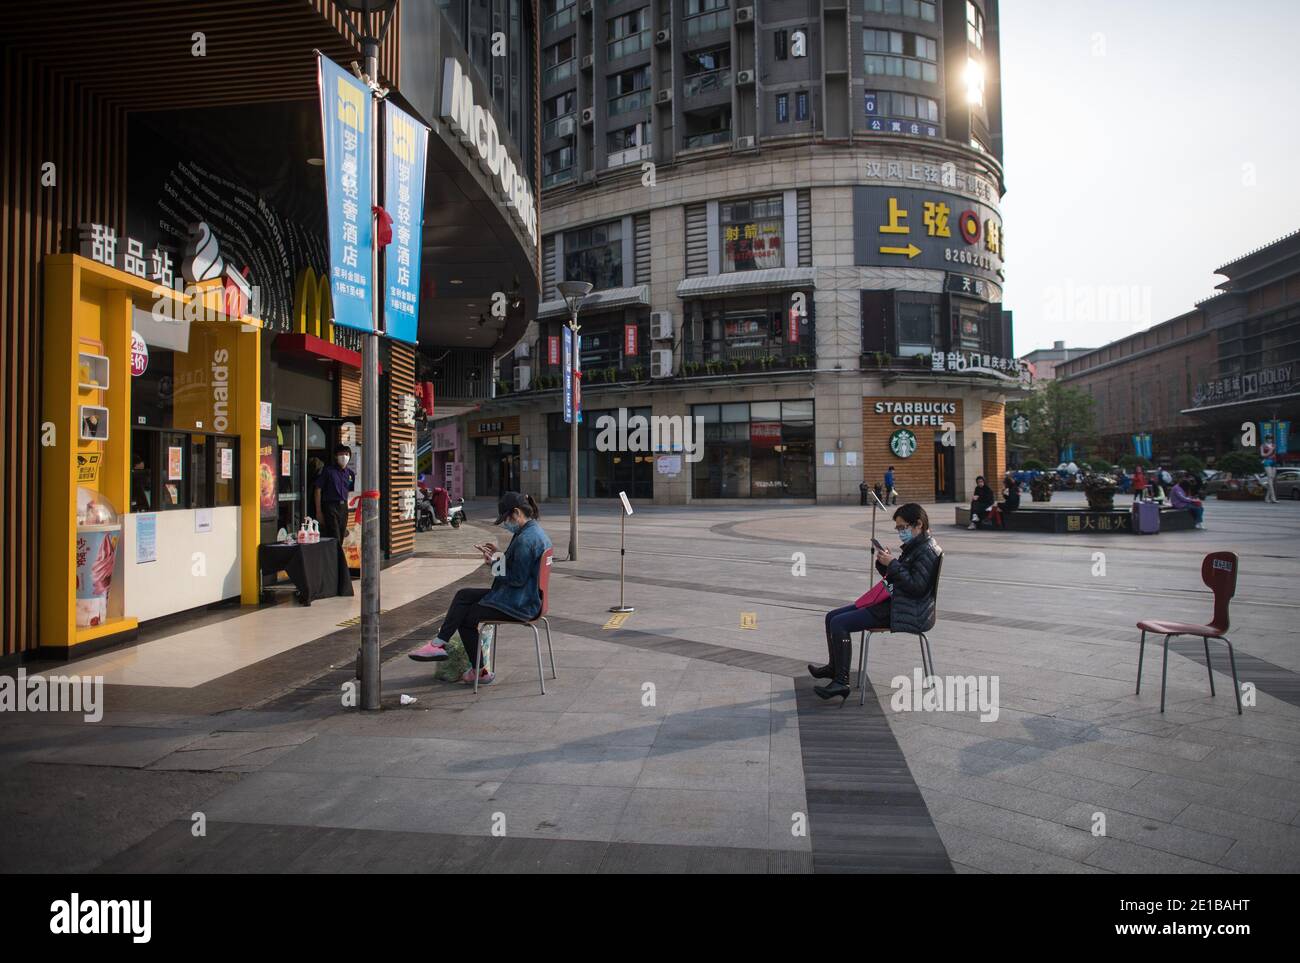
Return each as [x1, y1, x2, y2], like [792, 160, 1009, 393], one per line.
[293, 266, 335, 342]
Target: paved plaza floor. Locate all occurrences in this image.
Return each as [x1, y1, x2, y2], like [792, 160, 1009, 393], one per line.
[2, 493, 1298, 873]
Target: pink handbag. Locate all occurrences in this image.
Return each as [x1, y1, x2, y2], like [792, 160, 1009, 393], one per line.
[854, 580, 891, 609]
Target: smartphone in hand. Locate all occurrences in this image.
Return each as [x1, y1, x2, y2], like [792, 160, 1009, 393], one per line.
[870, 538, 884, 553]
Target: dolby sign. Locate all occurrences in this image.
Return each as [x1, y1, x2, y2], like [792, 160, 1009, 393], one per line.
[440, 57, 538, 245]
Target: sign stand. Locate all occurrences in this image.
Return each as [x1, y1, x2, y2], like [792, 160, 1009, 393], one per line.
[609, 491, 634, 613]
[868, 487, 888, 590]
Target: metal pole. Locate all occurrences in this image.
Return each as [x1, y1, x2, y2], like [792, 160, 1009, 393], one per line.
[610, 506, 633, 613]
[360, 36, 382, 711]
[568, 313, 579, 561]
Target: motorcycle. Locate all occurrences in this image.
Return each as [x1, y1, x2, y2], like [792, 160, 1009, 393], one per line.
[415, 487, 465, 531]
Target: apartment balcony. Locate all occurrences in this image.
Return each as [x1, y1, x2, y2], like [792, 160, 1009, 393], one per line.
[682, 68, 731, 99]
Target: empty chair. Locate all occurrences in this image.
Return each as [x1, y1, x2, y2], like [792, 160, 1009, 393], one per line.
[1136, 551, 1242, 714]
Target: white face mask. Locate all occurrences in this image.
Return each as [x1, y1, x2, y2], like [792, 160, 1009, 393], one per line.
[337, 455, 350, 468]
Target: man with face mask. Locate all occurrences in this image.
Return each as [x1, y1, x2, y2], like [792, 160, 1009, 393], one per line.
[314, 443, 356, 545]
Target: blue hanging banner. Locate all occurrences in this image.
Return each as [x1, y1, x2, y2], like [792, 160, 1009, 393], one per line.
[317, 53, 374, 333]
[382, 99, 429, 345]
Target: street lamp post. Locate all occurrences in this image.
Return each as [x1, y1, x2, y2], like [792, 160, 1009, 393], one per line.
[338, 0, 397, 711]
[556, 280, 592, 561]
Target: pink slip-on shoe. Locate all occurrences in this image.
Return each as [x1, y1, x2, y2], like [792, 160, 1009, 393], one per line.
[459, 667, 495, 685]
[408, 641, 449, 662]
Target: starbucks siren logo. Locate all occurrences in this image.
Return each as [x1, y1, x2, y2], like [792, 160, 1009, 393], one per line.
[890, 428, 918, 458]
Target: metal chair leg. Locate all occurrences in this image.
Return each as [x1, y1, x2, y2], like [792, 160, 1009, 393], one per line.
[473, 626, 485, 695]
[541, 616, 556, 679]
[1136, 629, 1146, 694]
[530, 624, 546, 695]
[1202, 636, 1215, 697]
[922, 632, 936, 682]
[856, 631, 866, 690]
[859, 632, 873, 706]
[1159, 634, 1171, 713]
[917, 634, 930, 684]
[1222, 637, 1243, 715]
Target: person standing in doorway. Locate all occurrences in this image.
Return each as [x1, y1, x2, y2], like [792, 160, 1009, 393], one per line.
[884, 466, 898, 505]
[314, 443, 355, 543]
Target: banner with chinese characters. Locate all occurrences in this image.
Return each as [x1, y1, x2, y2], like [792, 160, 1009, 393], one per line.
[930, 350, 1027, 383]
[317, 53, 374, 333]
[382, 100, 429, 345]
[624, 324, 638, 358]
[853, 186, 1004, 284]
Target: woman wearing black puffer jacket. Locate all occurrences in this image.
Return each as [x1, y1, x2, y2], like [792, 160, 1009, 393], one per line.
[810, 503, 943, 703]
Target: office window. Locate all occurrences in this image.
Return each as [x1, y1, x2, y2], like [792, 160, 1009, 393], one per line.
[967, 1, 985, 50]
[564, 220, 624, 290]
[795, 91, 809, 122]
[776, 93, 789, 123]
[543, 0, 576, 33]
[863, 29, 938, 83]
[607, 6, 649, 61]
[866, 0, 936, 20]
[872, 91, 939, 123]
[720, 195, 784, 272]
[543, 37, 575, 85]
[543, 146, 574, 187]
[896, 294, 940, 357]
[607, 65, 651, 115]
[775, 29, 788, 60]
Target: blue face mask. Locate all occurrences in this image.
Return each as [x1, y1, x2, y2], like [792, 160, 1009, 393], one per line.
[502, 519, 522, 534]
[898, 528, 915, 545]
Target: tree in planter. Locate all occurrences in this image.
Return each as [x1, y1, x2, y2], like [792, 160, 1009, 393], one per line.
[1020, 380, 1097, 464]
[1117, 453, 1152, 471]
[1174, 453, 1205, 475]
[1215, 450, 1262, 476]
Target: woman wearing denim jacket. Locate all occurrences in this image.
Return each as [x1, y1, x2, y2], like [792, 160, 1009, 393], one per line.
[409, 491, 552, 685]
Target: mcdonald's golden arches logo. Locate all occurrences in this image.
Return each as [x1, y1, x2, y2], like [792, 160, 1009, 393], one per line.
[293, 267, 335, 341]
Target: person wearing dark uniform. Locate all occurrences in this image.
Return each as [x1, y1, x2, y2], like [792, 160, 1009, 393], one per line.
[314, 443, 355, 543]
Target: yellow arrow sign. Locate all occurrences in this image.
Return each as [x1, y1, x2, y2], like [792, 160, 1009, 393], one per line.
[879, 244, 921, 258]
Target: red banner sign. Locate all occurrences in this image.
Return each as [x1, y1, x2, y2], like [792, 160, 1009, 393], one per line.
[548, 335, 560, 365]
[624, 324, 638, 358]
[788, 307, 800, 345]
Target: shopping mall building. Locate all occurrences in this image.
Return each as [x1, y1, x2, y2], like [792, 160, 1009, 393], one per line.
[446, 0, 1020, 508]
[1056, 230, 1300, 466]
[1, 1, 541, 661]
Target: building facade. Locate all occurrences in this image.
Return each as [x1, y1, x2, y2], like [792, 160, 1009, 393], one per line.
[1057, 230, 1300, 466]
[454, 0, 1020, 506]
[2, 1, 541, 661]
[1019, 341, 1098, 383]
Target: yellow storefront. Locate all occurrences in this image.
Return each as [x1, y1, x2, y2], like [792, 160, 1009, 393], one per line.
[39, 255, 262, 657]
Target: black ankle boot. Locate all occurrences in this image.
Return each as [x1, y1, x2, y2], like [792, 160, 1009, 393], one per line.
[814, 636, 852, 704]
[807, 662, 834, 679]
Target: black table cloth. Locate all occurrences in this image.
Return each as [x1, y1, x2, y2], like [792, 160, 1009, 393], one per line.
[258, 538, 354, 605]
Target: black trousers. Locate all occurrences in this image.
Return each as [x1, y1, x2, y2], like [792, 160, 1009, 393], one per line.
[320, 501, 349, 543]
[436, 587, 510, 668]
[824, 601, 891, 658]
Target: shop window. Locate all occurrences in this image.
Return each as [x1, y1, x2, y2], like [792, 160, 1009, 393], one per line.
[564, 220, 624, 290]
[131, 428, 240, 512]
[691, 400, 816, 499]
[548, 407, 654, 499]
[720, 195, 785, 273]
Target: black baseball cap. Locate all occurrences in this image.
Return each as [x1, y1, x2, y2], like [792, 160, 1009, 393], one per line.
[494, 491, 530, 525]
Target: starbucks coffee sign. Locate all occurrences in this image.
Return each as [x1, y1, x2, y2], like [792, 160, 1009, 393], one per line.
[890, 428, 918, 458]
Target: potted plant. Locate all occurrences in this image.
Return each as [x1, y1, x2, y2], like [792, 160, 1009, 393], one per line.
[1029, 475, 1053, 502]
[1083, 472, 1118, 511]
[630, 363, 644, 381]
[605, 366, 618, 384]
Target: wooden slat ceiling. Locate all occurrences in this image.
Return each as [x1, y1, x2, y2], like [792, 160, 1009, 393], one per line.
[2, 0, 399, 110]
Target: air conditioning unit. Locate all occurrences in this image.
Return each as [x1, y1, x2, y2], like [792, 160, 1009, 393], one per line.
[581, 106, 595, 125]
[513, 341, 530, 360]
[513, 364, 531, 391]
[556, 116, 576, 138]
[655, 28, 671, 46]
[650, 311, 673, 340]
[736, 69, 755, 86]
[734, 135, 757, 150]
[735, 6, 755, 24]
[649, 348, 673, 379]
[581, 54, 594, 70]
[655, 88, 672, 105]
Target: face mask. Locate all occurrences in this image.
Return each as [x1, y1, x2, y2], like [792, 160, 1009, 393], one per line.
[502, 519, 521, 534]
[336, 455, 349, 468]
[898, 528, 915, 545]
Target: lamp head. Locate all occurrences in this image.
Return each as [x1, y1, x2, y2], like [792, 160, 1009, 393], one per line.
[557, 280, 593, 318]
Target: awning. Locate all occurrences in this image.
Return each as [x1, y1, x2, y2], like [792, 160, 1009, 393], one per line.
[536, 285, 650, 320]
[274, 332, 362, 369]
[676, 267, 817, 300]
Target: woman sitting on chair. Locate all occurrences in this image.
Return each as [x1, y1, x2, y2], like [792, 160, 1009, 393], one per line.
[810, 503, 943, 703]
[408, 491, 552, 686]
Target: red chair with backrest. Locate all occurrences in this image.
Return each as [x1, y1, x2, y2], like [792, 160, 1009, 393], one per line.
[474, 548, 556, 695]
[1136, 551, 1241, 714]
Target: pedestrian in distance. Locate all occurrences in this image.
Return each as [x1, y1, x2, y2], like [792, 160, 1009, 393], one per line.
[884, 465, 898, 505]
[992, 472, 1020, 529]
[967, 475, 996, 530]
[1170, 474, 1206, 530]
[810, 503, 942, 704]
[408, 491, 552, 686]
[314, 443, 354, 544]
[1132, 465, 1147, 502]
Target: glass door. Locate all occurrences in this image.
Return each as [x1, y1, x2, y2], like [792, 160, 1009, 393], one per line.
[934, 439, 956, 502]
[276, 417, 302, 535]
